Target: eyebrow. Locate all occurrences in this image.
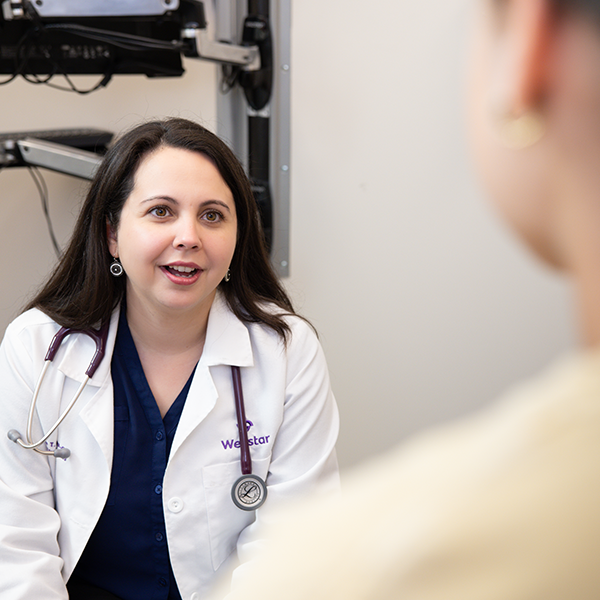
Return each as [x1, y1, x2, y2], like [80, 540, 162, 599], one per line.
[141, 196, 233, 213]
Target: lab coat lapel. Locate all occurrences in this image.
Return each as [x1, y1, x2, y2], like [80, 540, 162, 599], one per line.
[54, 309, 120, 468]
[170, 293, 254, 456]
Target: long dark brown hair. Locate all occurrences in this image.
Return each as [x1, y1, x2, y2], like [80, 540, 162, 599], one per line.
[26, 118, 296, 341]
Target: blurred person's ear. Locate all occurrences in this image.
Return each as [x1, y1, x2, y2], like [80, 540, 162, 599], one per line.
[490, 0, 555, 118]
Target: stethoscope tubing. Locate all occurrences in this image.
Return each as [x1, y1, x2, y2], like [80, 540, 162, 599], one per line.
[22, 365, 89, 452]
[231, 365, 252, 475]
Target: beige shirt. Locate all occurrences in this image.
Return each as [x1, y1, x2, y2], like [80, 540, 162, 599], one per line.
[218, 350, 600, 599]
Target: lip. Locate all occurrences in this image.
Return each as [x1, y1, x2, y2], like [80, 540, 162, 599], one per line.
[164, 261, 201, 270]
[160, 262, 203, 286]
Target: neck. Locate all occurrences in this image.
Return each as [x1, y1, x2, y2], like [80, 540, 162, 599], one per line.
[124, 295, 215, 356]
[554, 162, 600, 349]
[573, 273, 600, 348]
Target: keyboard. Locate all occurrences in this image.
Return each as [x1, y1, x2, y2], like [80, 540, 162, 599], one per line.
[0, 127, 114, 152]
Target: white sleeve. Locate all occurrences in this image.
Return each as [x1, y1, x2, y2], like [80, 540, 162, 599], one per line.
[0, 320, 68, 599]
[264, 318, 340, 497]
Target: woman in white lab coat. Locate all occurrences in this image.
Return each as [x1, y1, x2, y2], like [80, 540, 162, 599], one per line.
[0, 118, 339, 600]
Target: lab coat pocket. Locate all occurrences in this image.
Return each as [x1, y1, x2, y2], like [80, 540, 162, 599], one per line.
[202, 456, 270, 571]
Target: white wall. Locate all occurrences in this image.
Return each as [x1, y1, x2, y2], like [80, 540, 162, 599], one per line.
[282, 0, 574, 467]
[0, 0, 575, 470]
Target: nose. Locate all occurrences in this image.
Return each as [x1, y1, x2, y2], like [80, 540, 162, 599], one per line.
[173, 215, 201, 250]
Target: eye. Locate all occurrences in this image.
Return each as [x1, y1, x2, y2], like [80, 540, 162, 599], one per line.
[203, 210, 223, 223]
[150, 205, 170, 218]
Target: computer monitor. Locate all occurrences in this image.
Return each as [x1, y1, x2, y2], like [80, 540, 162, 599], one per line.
[0, 0, 208, 79]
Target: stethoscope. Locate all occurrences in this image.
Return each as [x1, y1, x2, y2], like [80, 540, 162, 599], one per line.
[7, 323, 109, 460]
[7, 324, 268, 512]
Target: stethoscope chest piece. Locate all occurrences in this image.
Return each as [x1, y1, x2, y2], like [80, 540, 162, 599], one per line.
[230, 365, 269, 511]
[231, 474, 268, 511]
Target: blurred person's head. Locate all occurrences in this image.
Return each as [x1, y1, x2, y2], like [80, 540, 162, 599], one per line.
[467, 0, 600, 274]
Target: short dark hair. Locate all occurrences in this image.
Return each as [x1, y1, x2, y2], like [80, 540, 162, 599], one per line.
[495, 0, 600, 21]
[548, 0, 600, 20]
[26, 118, 296, 341]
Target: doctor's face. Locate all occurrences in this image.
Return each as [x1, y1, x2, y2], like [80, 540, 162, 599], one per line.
[108, 145, 237, 320]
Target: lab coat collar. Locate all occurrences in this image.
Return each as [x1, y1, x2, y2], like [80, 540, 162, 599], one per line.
[56, 292, 253, 385]
[200, 291, 254, 368]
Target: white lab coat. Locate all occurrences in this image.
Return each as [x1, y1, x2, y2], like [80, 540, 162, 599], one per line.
[0, 293, 339, 600]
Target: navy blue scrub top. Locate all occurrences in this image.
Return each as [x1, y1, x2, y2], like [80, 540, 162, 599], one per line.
[71, 308, 194, 600]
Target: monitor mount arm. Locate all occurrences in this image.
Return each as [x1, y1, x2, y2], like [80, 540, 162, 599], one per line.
[182, 26, 260, 71]
[0, 137, 102, 179]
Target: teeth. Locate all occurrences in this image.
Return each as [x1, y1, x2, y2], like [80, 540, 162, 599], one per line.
[170, 265, 196, 273]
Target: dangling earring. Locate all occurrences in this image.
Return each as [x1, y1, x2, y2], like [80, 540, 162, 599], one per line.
[224, 268, 231, 283]
[497, 111, 545, 150]
[110, 257, 124, 277]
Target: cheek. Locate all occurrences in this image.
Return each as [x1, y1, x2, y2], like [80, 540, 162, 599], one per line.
[118, 223, 168, 266]
[214, 230, 237, 264]
[464, 1, 518, 209]
[218, 218, 237, 256]
[465, 20, 526, 232]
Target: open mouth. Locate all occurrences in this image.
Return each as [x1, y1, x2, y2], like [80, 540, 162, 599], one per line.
[164, 265, 199, 278]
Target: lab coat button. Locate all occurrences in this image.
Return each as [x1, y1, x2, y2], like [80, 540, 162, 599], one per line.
[190, 594, 199, 600]
[168, 497, 184, 513]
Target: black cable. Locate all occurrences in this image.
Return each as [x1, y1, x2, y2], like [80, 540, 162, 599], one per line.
[22, 63, 113, 94]
[33, 72, 112, 94]
[0, 73, 20, 86]
[2, 19, 182, 94]
[26, 166, 61, 257]
[0, 164, 60, 257]
[220, 64, 240, 94]
[14, 29, 113, 94]
[15, 24, 109, 92]
[44, 23, 184, 52]
[0, 27, 42, 86]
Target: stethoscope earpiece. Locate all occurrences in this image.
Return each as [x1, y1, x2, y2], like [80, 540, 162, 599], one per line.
[7, 429, 22, 443]
[53, 447, 71, 459]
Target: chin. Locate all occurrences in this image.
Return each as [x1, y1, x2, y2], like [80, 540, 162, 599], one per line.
[522, 233, 566, 271]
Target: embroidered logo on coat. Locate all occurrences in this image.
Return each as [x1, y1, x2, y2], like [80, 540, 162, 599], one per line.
[220, 420, 271, 450]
